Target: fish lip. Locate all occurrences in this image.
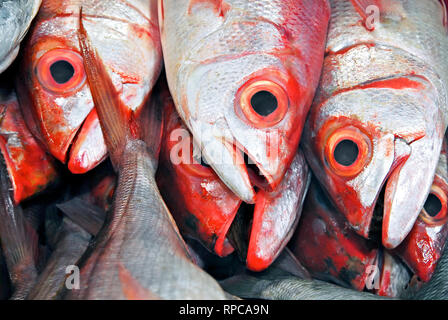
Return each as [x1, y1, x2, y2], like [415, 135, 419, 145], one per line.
[65, 111, 107, 174]
[222, 140, 277, 193]
[382, 136, 441, 249]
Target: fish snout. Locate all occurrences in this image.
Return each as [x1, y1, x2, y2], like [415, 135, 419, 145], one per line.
[383, 135, 443, 249]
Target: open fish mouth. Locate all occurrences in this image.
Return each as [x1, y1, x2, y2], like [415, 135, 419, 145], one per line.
[221, 151, 310, 271]
[202, 138, 286, 205]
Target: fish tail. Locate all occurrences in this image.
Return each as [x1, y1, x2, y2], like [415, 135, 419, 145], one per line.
[77, 7, 129, 167]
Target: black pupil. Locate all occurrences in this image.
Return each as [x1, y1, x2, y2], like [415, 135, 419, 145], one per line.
[424, 193, 442, 217]
[50, 60, 75, 84]
[333, 139, 359, 166]
[250, 90, 278, 117]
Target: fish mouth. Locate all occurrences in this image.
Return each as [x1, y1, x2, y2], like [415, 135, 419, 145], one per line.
[66, 109, 107, 174]
[364, 249, 412, 297]
[223, 151, 310, 271]
[220, 140, 278, 202]
[344, 136, 440, 249]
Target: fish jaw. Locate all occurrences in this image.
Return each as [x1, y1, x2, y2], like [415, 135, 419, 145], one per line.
[383, 133, 444, 249]
[375, 251, 412, 298]
[67, 109, 108, 174]
[394, 170, 448, 282]
[246, 150, 311, 271]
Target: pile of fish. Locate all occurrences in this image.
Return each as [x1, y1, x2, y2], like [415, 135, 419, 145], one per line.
[0, 0, 447, 300]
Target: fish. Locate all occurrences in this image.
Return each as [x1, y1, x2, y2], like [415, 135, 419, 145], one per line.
[27, 198, 105, 300]
[290, 180, 412, 297]
[16, 0, 162, 174]
[156, 99, 311, 271]
[0, 152, 38, 300]
[302, 0, 448, 249]
[64, 15, 227, 300]
[0, 77, 58, 204]
[0, 0, 42, 73]
[394, 138, 448, 282]
[159, 0, 330, 203]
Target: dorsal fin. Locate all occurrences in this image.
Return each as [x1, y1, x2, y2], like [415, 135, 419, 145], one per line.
[78, 8, 129, 168]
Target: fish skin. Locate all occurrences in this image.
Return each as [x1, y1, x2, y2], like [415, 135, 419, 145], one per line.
[221, 240, 448, 300]
[16, 0, 162, 174]
[394, 139, 448, 282]
[0, 83, 59, 204]
[303, 0, 448, 248]
[27, 217, 91, 300]
[65, 18, 227, 300]
[0, 154, 38, 300]
[159, 0, 330, 203]
[157, 99, 311, 271]
[0, 0, 41, 73]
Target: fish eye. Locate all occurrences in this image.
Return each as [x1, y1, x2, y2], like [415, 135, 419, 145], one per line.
[424, 194, 442, 217]
[50, 60, 75, 84]
[36, 49, 86, 95]
[250, 90, 278, 116]
[333, 139, 359, 167]
[420, 185, 448, 226]
[237, 79, 288, 128]
[325, 127, 371, 177]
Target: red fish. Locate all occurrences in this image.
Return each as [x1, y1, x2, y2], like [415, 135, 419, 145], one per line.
[394, 140, 448, 282]
[16, 0, 162, 174]
[157, 99, 311, 271]
[0, 85, 58, 203]
[302, 0, 448, 249]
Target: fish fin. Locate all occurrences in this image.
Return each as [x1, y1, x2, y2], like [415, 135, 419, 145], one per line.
[139, 79, 166, 163]
[350, 0, 382, 20]
[0, 155, 38, 295]
[188, 0, 230, 17]
[273, 248, 311, 280]
[118, 263, 161, 300]
[78, 8, 129, 168]
[56, 197, 106, 237]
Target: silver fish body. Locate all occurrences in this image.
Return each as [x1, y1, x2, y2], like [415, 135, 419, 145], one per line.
[0, 0, 41, 73]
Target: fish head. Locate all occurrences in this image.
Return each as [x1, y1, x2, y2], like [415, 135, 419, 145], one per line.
[16, 3, 162, 174]
[162, 0, 330, 203]
[157, 100, 311, 269]
[180, 58, 310, 204]
[395, 141, 448, 282]
[303, 76, 445, 249]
